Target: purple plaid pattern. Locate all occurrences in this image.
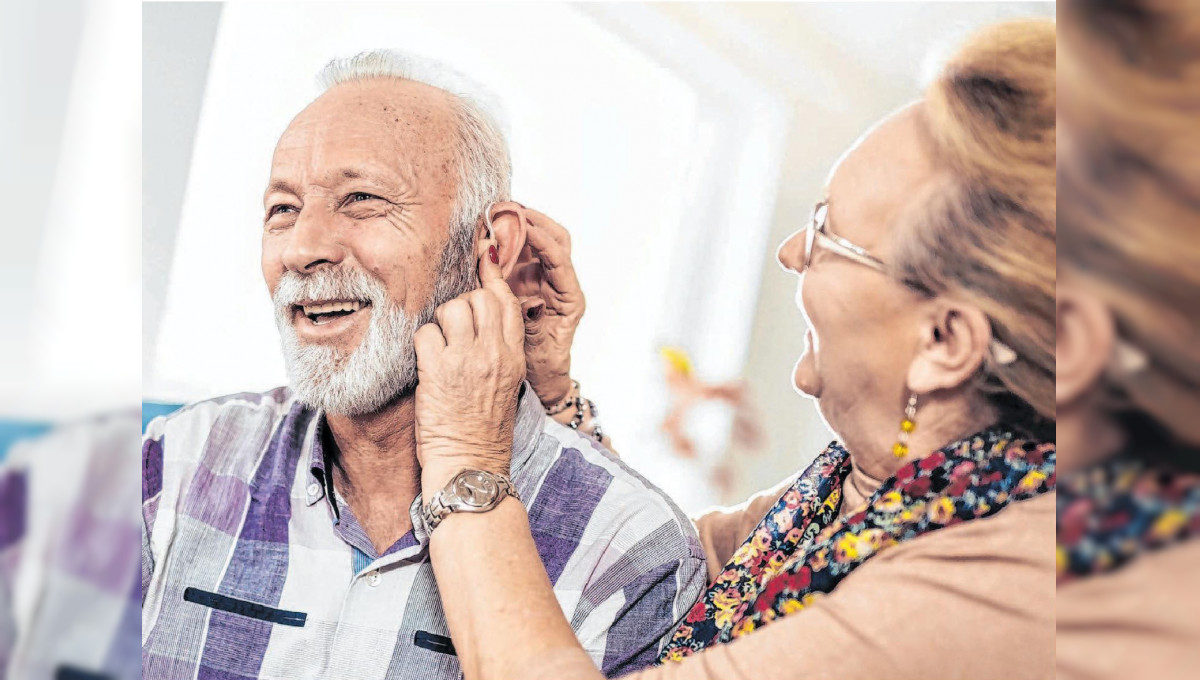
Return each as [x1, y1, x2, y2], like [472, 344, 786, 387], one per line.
[141, 387, 705, 679]
[2, 413, 143, 680]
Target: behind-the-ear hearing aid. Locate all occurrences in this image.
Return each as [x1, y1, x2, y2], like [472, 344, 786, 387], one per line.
[483, 205, 495, 240]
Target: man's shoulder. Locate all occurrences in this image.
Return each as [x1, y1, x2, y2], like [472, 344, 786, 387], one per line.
[526, 419, 704, 562]
[144, 387, 301, 441]
[142, 386, 313, 481]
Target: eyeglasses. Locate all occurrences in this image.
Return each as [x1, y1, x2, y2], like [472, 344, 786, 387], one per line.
[799, 200, 889, 275]
[794, 199, 1020, 366]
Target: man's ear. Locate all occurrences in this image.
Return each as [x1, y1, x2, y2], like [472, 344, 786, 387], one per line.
[906, 300, 992, 395]
[1056, 279, 1116, 407]
[477, 201, 528, 279]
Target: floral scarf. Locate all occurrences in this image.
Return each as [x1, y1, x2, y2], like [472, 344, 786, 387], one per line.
[1057, 455, 1200, 584]
[659, 427, 1056, 662]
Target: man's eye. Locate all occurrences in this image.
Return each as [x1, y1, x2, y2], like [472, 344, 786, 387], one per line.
[347, 192, 380, 204]
[268, 204, 297, 217]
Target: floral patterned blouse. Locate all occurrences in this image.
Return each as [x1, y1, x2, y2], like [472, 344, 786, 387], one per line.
[1057, 454, 1200, 583]
[660, 426, 1056, 661]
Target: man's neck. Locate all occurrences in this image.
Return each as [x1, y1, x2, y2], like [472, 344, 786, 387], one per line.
[324, 393, 421, 554]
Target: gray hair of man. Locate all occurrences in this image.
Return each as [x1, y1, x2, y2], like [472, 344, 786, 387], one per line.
[318, 49, 513, 254]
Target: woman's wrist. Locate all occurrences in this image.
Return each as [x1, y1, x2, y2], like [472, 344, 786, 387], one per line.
[531, 364, 573, 409]
[543, 382, 606, 443]
[419, 445, 512, 497]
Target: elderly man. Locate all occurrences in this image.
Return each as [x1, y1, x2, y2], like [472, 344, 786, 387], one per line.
[140, 51, 704, 680]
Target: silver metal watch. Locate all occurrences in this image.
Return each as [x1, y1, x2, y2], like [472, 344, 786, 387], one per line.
[421, 469, 520, 533]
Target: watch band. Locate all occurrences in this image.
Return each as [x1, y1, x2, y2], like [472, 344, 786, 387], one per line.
[422, 470, 519, 534]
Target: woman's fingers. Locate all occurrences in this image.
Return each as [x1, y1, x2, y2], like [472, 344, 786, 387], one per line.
[465, 288, 502, 340]
[413, 322, 447, 358]
[415, 262, 526, 491]
[428, 247, 525, 352]
[478, 239, 505, 289]
[523, 217, 581, 299]
[478, 241, 525, 346]
[523, 208, 571, 251]
[435, 298, 476, 345]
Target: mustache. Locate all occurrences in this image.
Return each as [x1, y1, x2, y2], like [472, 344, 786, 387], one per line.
[272, 266, 388, 312]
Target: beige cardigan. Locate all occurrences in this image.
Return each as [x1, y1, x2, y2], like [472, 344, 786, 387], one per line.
[1057, 538, 1200, 680]
[621, 475, 1057, 680]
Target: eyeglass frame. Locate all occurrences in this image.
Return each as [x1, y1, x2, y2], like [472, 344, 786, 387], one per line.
[795, 199, 1019, 366]
[800, 200, 889, 275]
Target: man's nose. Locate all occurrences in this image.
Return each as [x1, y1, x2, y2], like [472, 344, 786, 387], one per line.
[281, 209, 345, 273]
[776, 228, 805, 273]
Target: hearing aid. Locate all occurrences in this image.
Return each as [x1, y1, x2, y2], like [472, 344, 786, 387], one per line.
[483, 206, 496, 240]
[478, 207, 498, 277]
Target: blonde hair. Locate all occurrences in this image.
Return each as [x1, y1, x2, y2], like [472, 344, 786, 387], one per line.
[892, 19, 1057, 436]
[1060, 0, 1200, 449]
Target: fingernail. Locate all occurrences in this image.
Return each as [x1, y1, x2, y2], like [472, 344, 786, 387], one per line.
[489, 245, 498, 264]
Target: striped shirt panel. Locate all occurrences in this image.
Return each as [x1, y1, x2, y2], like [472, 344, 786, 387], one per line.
[141, 387, 705, 680]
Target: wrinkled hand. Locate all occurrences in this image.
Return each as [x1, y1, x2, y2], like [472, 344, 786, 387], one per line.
[505, 208, 586, 407]
[414, 245, 527, 492]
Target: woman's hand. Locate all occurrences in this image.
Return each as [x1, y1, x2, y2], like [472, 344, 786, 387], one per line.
[414, 245, 527, 492]
[506, 208, 586, 408]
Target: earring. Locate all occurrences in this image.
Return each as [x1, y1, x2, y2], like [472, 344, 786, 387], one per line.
[893, 394, 917, 458]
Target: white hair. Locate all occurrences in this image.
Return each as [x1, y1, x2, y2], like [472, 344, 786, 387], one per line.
[318, 49, 512, 241]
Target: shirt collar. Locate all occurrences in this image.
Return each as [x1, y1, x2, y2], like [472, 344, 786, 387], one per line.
[305, 415, 335, 512]
[509, 381, 545, 479]
[304, 382, 545, 534]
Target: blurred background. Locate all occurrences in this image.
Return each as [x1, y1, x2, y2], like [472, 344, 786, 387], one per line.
[0, 0, 139, 435]
[2, 2, 141, 677]
[141, 0, 1053, 514]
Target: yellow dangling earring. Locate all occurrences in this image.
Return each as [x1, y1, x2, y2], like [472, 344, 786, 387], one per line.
[893, 394, 917, 458]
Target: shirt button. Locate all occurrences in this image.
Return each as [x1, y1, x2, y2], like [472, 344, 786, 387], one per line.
[367, 571, 381, 587]
[306, 483, 321, 498]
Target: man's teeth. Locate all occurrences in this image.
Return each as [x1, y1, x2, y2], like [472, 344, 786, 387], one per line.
[301, 300, 364, 316]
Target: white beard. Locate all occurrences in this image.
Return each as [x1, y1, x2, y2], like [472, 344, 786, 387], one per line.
[272, 232, 476, 416]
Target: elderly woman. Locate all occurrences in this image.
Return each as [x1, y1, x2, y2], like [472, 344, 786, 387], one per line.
[1056, 1, 1200, 677]
[411, 18, 1055, 680]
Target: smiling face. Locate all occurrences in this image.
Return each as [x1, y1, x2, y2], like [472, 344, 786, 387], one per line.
[776, 104, 940, 453]
[262, 78, 477, 414]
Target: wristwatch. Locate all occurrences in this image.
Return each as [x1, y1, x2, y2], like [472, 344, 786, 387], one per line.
[421, 469, 520, 533]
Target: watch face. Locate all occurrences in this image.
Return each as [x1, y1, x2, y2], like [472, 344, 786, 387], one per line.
[453, 471, 498, 507]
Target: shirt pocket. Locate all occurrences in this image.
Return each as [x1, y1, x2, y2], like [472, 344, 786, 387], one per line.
[183, 586, 307, 627]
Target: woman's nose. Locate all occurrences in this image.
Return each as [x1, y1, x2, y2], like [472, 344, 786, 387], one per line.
[777, 228, 806, 273]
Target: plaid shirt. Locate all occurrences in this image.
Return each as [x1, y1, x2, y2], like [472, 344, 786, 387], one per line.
[141, 386, 705, 679]
[1, 414, 142, 680]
